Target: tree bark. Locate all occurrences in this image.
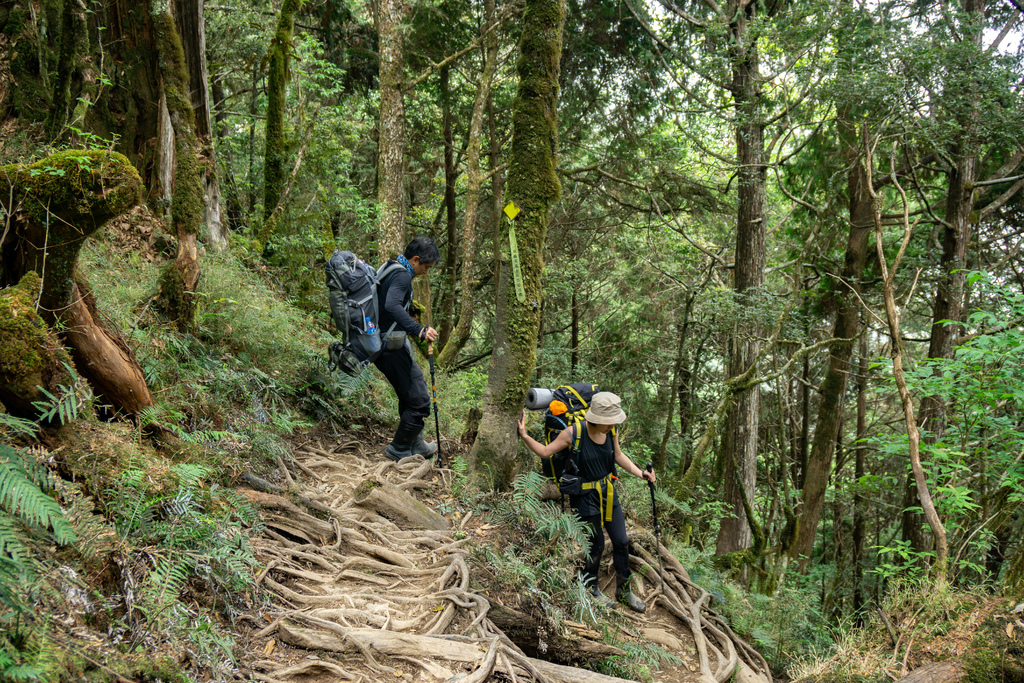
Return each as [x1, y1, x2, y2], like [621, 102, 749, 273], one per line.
[894, 661, 963, 683]
[173, 0, 227, 252]
[262, 0, 302, 234]
[437, 64, 458, 350]
[792, 111, 874, 569]
[47, 0, 87, 140]
[905, 0, 983, 559]
[376, 0, 408, 259]
[150, 4, 204, 332]
[468, 0, 564, 491]
[852, 323, 868, 622]
[716, 0, 766, 557]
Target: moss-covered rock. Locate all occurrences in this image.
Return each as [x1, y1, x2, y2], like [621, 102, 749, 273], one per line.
[0, 271, 74, 416]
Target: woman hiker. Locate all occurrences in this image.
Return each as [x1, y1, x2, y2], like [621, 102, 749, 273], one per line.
[517, 391, 655, 612]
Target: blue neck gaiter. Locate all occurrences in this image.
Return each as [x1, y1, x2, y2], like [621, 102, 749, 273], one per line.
[397, 254, 414, 276]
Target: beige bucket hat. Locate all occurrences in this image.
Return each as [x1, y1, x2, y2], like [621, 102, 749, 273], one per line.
[585, 392, 627, 425]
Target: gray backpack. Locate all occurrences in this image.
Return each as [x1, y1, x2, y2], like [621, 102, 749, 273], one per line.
[325, 251, 404, 375]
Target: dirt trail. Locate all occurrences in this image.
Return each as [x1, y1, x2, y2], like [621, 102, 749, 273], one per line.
[236, 434, 771, 683]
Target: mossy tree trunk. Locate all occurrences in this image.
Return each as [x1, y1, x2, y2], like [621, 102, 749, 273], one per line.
[174, 0, 227, 252]
[262, 0, 302, 228]
[0, 150, 152, 415]
[375, 0, 408, 260]
[436, 0, 499, 371]
[46, 0, 87, 140]
[151, 2, 203, 332]
[467, 0, 563, 491]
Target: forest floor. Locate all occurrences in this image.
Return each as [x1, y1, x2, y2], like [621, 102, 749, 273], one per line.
[229, 424, 744, 683]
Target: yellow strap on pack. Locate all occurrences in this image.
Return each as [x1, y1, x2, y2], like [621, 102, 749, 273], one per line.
[582, 475, 616, 522]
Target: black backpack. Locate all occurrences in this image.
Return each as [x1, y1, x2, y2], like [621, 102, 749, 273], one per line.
[325, 250, 404, 376]
[539, 383, 600, 483]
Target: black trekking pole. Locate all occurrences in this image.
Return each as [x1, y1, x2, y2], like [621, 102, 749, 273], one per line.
[645, 462, 665, 586]
[428, 342, 443, 467]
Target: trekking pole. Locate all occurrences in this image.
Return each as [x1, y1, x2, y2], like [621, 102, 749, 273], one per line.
[428, 342, 443, 467]
[645, 462, 665, 586]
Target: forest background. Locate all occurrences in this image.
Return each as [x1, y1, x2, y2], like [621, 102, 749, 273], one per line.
[1, 0, 1024, 680]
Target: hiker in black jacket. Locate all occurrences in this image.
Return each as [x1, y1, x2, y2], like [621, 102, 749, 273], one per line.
[375, 237, 440, 461]
[517, 392, 655, 612]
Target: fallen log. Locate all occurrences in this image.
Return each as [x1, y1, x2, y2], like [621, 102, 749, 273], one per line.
[352, 478, 449, 531]
[895, 661, 963, 683]
[277, 623, 637, 682]
[488, 603, 626, 664]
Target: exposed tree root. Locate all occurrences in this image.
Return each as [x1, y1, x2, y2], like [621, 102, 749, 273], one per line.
[245, 439, 773, 683]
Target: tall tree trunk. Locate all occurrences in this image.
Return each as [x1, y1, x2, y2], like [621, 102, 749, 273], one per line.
[657, 322, 687, 471]
[792, 113, 874, 569]
[437, 65, 458, 350]
[716, 0, 766, 557]
[852, 324, 868, 623]
[468, 0, 564, 491]
[174, 0, 227, 251]
[376, 0, 408, 259]
[47, 0, 87, 140]
[211, 74, 244, 231]
[907, 0, 982, 556]
[151, 2, 203, 332]
[437, 1, 499, 370]
[262, 0, 302, 248]
[570, 288, 579, 378]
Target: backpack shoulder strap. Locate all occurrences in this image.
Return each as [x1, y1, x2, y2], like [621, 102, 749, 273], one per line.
[376, 260, 404, 282]
[562, 385, 588, 409]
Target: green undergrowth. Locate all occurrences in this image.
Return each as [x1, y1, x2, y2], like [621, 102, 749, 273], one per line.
[0, 235, 405, 681]
[786, 580, 1023, 683]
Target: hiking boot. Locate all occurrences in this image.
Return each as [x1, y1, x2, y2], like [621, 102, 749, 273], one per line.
[410, 432, 437, 458]
[617, 577, 646, 613]
[385, 443, 413, 461]
[385, 423, 418, 461]
[590, 585, 616, 608]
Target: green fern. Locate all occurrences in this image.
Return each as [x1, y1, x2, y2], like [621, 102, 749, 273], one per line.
[0, 413, 37, 439]
[0, 516, 32, 566]
[31, 386, 79, 425]
[0, 444, 76, 546]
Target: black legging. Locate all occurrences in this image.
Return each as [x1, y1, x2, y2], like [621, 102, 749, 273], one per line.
[577, 497, 630, 588]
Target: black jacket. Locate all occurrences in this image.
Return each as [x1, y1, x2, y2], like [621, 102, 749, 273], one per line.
[377, 261, 425, 339]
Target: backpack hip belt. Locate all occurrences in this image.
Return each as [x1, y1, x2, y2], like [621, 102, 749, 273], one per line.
[581, 474, 616, 522]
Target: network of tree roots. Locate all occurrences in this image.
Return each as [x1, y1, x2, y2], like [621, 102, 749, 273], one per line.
[237, 435, 773, 683]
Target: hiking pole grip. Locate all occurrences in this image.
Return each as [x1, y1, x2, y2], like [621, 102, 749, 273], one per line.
[428, 342, 443, 467]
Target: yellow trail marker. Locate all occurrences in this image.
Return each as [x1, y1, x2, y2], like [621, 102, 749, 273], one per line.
[504, 201, 526, 304]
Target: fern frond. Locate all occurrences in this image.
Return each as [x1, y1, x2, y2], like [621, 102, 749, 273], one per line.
[0, 413, 37, 438]
[0, 445, 77, 545]
[0, 514, 31, 566]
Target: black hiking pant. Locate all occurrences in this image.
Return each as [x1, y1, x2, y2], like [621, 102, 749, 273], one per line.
[577, 496, 630, 588]
[373, 343, 430, 439]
